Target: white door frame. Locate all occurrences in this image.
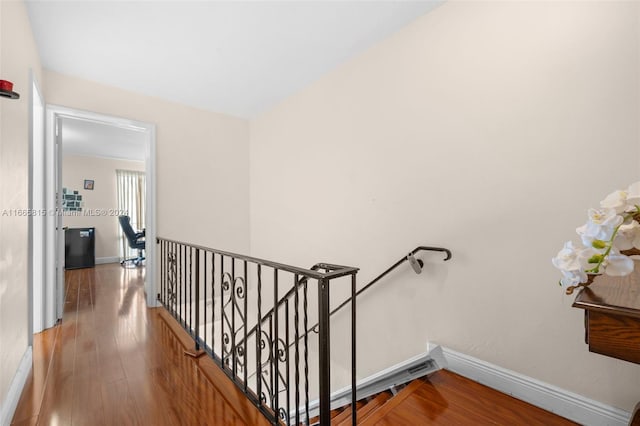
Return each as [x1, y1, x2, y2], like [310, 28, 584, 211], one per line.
[29, 71, 46, 336]
[45, 105, 158, 322]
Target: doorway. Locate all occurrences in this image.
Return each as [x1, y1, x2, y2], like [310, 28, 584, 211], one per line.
[45, 105, 157, 324]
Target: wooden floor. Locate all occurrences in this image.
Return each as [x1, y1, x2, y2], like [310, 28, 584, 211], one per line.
[12, 264, 576, 425]
[357, 372, 577, 425]
[11, 264, 266, 426]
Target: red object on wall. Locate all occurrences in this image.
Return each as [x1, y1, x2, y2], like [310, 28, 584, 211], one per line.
[0, 79, 19, 99]
[0, 80, 14, 91]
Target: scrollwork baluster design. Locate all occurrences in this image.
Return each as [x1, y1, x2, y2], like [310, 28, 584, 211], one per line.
[221, 269, 233, 370]
[167, 247, 177, 315]
[233, 275, 247, 378]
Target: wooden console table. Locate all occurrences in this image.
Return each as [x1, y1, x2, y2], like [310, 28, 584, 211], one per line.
[572, 270, 640, 426]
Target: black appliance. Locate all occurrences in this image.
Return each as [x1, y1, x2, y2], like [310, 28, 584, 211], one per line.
[65, 227, 95, 269]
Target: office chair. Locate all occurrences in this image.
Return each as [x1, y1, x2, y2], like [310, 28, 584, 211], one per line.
[118, 215, 145, 267]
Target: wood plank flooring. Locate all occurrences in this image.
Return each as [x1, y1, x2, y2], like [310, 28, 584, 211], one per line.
[11, 264, 265, 426]
[358, 372, 577, 425]
[12, 263, 577, 425]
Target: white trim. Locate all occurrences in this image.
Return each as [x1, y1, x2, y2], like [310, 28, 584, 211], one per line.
[442, 347, 631, 426]
[301, 344, 446, 419]
[29, 70, 46, 336]
[0, 347, 33, 426]
[96, 256, 120, 265]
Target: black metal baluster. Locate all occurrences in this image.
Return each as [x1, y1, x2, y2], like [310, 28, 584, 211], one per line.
[285, 299, 290, 426]
[178, 243, 182, 325]
[183, 244, 187, 327]
[351, 272, 357, 426]
[273, 269, 279, 417]
[195, 248, 200, 351]
[168, 241, 171, 308]
[189, 247, 193, 337]
[269, 314, 274, 414]
[243, 260, 248, 392]
[173, 242, 178, 318]
[211, 251, 216, 356]
[256, 264, 262, 404]
[220, 254, 225, 366]
[304, 280, 309, 426]
[158, 239, 163, 304]
[158, 240, 161, 303]
[163, 240, 166, 306]
[317, 277, 330, 426]
[203, 250, 207, 349]
[231, 258, 236, 378]
[294, 275, 300, 426]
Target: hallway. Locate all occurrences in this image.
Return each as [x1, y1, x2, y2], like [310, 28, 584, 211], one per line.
[11, 264, 260, 425]
[10, 264, 582, 425]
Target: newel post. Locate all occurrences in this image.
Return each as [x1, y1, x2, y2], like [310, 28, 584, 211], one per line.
[318, 276, 331, 425]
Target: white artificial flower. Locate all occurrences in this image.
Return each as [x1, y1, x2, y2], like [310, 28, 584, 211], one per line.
[603, 252, 634, 276]
[601, 190, 629, 213]
[552, 241, 582, 272]
[559, 269, 588, 289]
[626, 181, 640, 211]
[576, 208, 623, 247]
[588, 208, 623, 227]
[613, 221, 640, 251]
[557, 182, 640, 293]
[552, 242, 598, 283]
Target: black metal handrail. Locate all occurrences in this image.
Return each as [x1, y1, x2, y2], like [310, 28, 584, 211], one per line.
[156, 237, 357, 279]
[304, 245, 451, 337]
[156, 237, 358, 426]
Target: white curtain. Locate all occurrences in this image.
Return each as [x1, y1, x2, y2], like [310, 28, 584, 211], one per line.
[116, 169, 146, 261]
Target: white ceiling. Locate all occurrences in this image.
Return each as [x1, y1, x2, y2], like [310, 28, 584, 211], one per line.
[61, 117, 147, 161]
[26, 0, 442, 118]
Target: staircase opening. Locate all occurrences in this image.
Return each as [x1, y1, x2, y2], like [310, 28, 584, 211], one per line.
[156, 238, 451, 425]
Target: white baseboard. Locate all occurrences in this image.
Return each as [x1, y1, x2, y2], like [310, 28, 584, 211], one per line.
[0, 346, 32, 426]
[96, 256, 119, 265]
[442, 347, 630, 426]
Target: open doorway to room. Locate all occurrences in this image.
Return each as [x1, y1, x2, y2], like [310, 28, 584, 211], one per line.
[60, 118, 146, 266]
[45, 106, 156, 324]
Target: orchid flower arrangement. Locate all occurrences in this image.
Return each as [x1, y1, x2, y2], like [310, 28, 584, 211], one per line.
[553, 182, 640, 294]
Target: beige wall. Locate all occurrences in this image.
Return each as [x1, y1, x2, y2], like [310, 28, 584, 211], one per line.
[0, 0, 42, 413]
[44, 71, 250, 254]
[250, 1, 640, 411]
[62, 155, 145, 260]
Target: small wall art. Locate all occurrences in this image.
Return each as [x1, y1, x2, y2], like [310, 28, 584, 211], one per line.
[62, 188, 84, 212]
[84, 179, 94, 190]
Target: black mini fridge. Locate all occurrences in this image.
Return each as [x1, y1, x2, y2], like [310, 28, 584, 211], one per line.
[65, 227, 95, 269]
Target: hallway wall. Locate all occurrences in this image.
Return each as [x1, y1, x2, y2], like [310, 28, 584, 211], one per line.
[44, 71, 250, 254]
[250, 1, 640, 412]
[0, 0, 42, 416]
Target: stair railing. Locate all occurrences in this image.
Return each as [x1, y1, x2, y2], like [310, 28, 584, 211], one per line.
[306, 246, 452, 336]
[156, 237, 358, 426]
[244, 245, 452, 413]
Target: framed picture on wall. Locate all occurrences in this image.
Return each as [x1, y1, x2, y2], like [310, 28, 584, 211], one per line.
[84, 179, 94, 190]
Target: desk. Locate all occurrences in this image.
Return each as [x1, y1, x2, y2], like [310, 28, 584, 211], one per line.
[572, 270, 640, 425]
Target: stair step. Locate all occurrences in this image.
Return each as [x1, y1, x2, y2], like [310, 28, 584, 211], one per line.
[359, 379, 424, 426]
[308, 380, 419, 425]
[331, 400, 366, 425]
[308, 405, 344, 425]
[335, 391, 393, 426]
